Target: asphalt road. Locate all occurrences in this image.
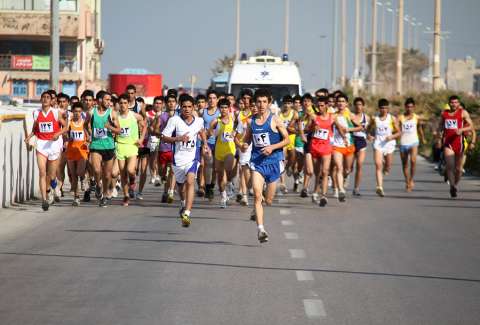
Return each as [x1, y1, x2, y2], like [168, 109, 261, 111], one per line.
[0, 152, 479, 325]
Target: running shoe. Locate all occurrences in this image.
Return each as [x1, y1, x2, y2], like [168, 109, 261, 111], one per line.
[236, 193, 243, 202]
[343, 174, 350, 188]
[136, 192, 144, 200]
[352, 189, 361, 196]
[338, 191, 346, 202]
[149, 177, 155, 185]
[95, 186, 102, 200]
[240, 195, 249, 206]
[83, 190, 91, 202]
[154, 177, 162, 187]
[311, 192, 319, 203]
[99, 197, 108, 207]
[41, 200, 49, 211]
[220, 197, 227, 209]
[279, 184, 288, 195]
[111, 186, 118, 198]
[375, 187, 385, 197]
[300, 189, 308, 198]
[293, 181, 299, 193]
[161, 192, 168, 203]
[181, 213, 191, 227]
[128, 188, 135, 199]
[449, 185, 457, 198]
[227, 182, 235, 199]
[167, 193, 174, 204]
[47, 190, 54, 205]
[122, 196, 129, 207]
[72, 197, 80, 207]
[80, 180, 86, 192]
[53, 187, 61, 203]
[250, 209, 256, 221]
[333, 188, 339, 198]
[197, 187, 206, 198]
[258, 229, 269, 243]
[319, 196, 328, 207]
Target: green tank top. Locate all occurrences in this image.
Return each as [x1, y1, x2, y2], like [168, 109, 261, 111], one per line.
[117, 111, 139, 145]
[90, 107, 115, 150]
[295, 110, 305, 148]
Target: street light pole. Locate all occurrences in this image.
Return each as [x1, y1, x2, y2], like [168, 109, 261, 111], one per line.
[433, 0, 442, 91]
[371, 0, 378, 94]
[235, 0, 240, 60]
[284, 0, 290, 54]
[395, 0, 404, 95]
[353, 0, 361, 96]
[50, 0, 59, 91]
[331, 0, 338, 88]
[340, 0, 347, 88]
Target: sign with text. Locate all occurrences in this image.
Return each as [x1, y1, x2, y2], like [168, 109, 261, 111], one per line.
[32, 56, 50, 70]
[11, 56, 33, 69]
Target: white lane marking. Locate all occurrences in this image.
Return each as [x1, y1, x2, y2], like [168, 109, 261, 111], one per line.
[278, 198, 288, 204]
[279, 209, 291, 215]
[281, 220, 294, 226]
[296, 271, 314, 281]
[284, 232, 299, 240]
[289, 249, 306, 259]
[303, 299, 327, 318]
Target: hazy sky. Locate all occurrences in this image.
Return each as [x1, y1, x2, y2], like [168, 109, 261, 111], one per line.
[102, 0, 480, 91]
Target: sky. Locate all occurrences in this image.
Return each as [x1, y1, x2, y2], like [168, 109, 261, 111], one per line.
[101, 0, 480, 92]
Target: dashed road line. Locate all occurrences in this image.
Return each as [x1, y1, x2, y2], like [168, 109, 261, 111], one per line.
[289, 249, 306, 259]
[284, 232, 299, 240]
[281, 220, 294, 226]
[296, 271, 314, 281]
[303, 299, 327, 319]
[279, 209, 291, 215]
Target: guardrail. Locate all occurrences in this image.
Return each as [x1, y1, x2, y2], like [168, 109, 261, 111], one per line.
[0, 108, 38, 208]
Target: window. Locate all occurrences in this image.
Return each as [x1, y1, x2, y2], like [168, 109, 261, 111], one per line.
[12, 80, 28, 97]
[62, 81, 77, 97]
[0, 0, 77, 11]
[35, 80, 49, 97]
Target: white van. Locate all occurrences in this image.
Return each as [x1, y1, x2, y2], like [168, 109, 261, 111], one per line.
[228, 54, 302, 106]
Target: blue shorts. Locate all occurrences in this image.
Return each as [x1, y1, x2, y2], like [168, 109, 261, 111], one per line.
[400, 141, 419, 153]
[207, 142, 215, 153]
[250, 160, 284, 184]
[353, 136, 367, 153]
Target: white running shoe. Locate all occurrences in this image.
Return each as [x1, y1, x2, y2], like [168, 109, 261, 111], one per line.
[54, 187, 61, 203]
[312, 192, 319, 203]
[220, 197, 227, 209]
[48, 190, 55, 205]
[333, 188, 339, 198]
[240, 195, 248, 206]
[111, 186, 118, 198]
[258, 229, 269, 243]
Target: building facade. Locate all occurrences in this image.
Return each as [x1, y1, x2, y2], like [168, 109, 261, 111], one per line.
[446, 57, 480, 95]
[0, 0, 104, 99]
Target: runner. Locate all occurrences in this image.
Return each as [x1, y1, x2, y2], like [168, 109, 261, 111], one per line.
[87, 91, 121, 207]
[331, 93, 356, 202]
[148, 96, 164, 186]
[161, 95, 211, 227]
[292, 95, 304, 193]
[351, 97, 370, 196]
[370, 98, 401, 197]
[55, 92, 71, 201]
[195, 94, 208, 196]
[115, 94, 146, 206]
[209, 98, 237, 208]
[136, 97, 150, 200]
[305, 96, 336, 206]
[241, 88, 290, 243]
[278, 95, 298, 194]
[399, 97, 425, 192]
[202, 90, 220, 200]
[126, 84, 145, 116]
[80, 89, 96, 202]
[24, 91, 66, 211]
[299, 93, 316, 199]
[438, 95, 475, 197]
[65, 102, 89, 206]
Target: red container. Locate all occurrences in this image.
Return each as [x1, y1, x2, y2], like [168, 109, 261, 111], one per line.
[109, 74, 163, 97]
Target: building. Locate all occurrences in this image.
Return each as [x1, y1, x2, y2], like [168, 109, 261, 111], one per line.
[0, 0, 104, 99]
[446, 57, 480, 94]
[109, 69, 163, 102]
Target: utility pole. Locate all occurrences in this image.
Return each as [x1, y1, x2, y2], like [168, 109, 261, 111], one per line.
[371, 0, 378, 94]
[340, 0, 347, 88]
[284, 0, 290, 54]
[353, 0, 361, 96]
[433, 0, 442, 91]
[395, 0, 404, 95]
[380, 2, 386, 44]
[50, 0, 59, 91]
[235, 0, 240, 60]
[331, 0, 338, 88]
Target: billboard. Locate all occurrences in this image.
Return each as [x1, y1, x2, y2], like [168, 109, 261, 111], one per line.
[11, 56, 33, 69]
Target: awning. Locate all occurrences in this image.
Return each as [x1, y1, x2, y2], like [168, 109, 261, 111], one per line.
[8, 71, 81, 81]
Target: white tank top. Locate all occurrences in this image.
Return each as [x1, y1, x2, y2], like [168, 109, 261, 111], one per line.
[374, 114, 394, 144]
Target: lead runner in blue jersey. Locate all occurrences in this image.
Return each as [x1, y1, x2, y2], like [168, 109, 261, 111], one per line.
[161, 95, 211, 227]
[242, 89, 290, 243]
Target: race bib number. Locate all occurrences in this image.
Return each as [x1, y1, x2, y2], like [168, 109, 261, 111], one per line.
[313, 128, 329, 140]
[222, 131, 234, 142]
[179, 137, 196, 152]
[402, 121, 415, 133]
[253, 132, 271, 147]
[377, 126, 389, 136]
[39, 122, 53, 133]
[120, 127, 131, 138]
[93, 127, 108, 139]
[445, 119, 458, 130]
[70, 130, 84, 141]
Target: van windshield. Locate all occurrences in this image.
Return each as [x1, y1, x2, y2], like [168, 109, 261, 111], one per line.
[230, 84, 300, 105]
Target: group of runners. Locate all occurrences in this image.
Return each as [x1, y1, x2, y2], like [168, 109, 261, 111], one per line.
[25, 85, 476, 243]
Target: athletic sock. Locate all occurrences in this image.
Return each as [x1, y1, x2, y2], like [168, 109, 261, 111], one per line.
[258, 225, 265, 231]
[221, 191, 227, 200]
[181, 200, 186, 208]
[184, 210, 191, 216]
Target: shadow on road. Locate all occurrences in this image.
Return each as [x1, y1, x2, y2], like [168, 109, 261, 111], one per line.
[1, 251, 479, 284]
[66, 229, 181, 235]
[123, 238, 259, 248]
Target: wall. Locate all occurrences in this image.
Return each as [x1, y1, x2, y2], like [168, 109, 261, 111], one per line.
[0, 106, 38, 208]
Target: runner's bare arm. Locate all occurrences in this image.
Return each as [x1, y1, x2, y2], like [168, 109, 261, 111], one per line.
[136, 113, 147, 145]
[208, 119, 218, 139]
[105, 110, 121, 135]
[387, 116, 402, 140]
[270, 115, 290, 150]
[460, 110, 474, 135]
[52, 113, 68, 140]
[241, 120, 252, 151]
